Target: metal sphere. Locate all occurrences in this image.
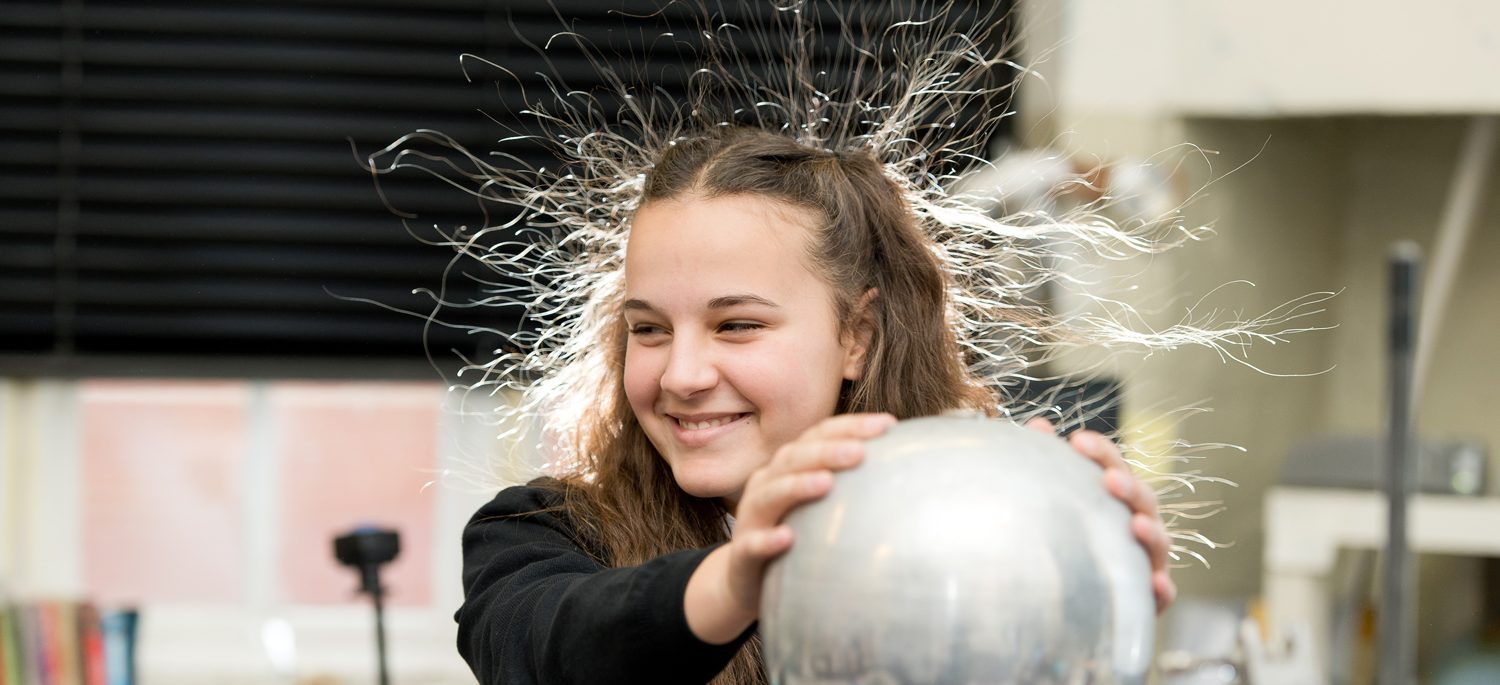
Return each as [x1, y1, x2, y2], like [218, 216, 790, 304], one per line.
[761, 415, 1155, 684]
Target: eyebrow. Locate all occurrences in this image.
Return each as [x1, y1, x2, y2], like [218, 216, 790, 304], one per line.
[622, 294, 780, 312]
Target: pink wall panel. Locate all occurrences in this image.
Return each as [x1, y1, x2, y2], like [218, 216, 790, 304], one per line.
[81, 380, 249, 604]
[272, 382, 442, 606]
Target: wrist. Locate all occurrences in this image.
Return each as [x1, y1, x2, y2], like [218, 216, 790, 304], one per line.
[684, 544, 759, 645]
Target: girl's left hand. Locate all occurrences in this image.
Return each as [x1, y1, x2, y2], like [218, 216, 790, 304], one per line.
[1026, 418, 1176, 614]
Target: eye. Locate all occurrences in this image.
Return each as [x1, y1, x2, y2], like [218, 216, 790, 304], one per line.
[627, 323, 668, 338]
[718, 321, 765, 334]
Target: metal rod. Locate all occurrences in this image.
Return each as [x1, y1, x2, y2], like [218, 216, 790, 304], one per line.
[1378, 242, 1420, 685]
[367, 565, 391, 685]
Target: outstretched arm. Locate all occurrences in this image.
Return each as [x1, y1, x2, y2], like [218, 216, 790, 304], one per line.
[457, 485, 752, 685]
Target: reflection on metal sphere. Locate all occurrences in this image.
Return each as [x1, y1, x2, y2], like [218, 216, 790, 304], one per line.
[761, 415, 1155, 685]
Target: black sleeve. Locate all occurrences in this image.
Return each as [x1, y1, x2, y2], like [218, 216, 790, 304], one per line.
[456, 484, 755, 685]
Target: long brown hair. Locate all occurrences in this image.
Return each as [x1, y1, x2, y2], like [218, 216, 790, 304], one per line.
[545, 129, 997, 684]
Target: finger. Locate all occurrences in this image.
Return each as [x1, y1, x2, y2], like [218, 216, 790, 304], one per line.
[1132, 512, 1170, 571]
[734, 524, 794, 562]
[1069, 430, 1127, 470]
[1106, 467, 1160, 519]
[1153, 571, 1176, 614]
[768, 437, 866, 475]
[799, 412, 897, 441]
[1023, 417, 1055, 435]
[1153, 570, 1177, 614]
[737, 469, 834, 530]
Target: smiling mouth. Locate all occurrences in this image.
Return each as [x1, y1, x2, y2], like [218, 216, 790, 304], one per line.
[672, 413, 749, 431]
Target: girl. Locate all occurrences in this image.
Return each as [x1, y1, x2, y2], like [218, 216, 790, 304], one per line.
[454, 129, 1174, 685]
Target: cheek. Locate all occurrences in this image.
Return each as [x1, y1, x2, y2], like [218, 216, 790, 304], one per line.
[621, 345, 662, 412]
[734, 339, 844, 424]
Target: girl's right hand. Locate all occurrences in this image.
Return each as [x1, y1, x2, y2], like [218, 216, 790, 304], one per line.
[685, 412, 896, 644]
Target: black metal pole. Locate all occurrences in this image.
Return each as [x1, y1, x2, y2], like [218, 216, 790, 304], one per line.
[335, 528, 400, 685]
[369, 565, 390, 685]
[1378, 242, 1420, 685]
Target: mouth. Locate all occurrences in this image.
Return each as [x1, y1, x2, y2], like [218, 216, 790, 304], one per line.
[673, 413, 747, 430]
[666, 412, 751, 446]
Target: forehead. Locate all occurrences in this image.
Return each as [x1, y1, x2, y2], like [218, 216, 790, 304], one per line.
[624, 194, 826, 300]
[630, 193, 817, 252]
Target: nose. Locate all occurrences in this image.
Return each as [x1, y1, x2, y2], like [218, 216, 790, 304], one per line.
[659, 334, 718, 399]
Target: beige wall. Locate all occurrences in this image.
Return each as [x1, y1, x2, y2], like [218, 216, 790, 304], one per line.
[1147, 117, 1500, 601]
[1032, 118, 1347, 598]
[1021, 1, 1500, 616]
[1143, 118, 1348, 599]
[1037, 0, 1500, 117]
[1324, 120, 1500, 662]
[1019, 110, 1498, 680]
[1324, 118, 1500, 441]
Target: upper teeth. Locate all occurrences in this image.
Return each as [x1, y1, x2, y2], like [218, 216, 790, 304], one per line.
[681, 415, 738, 430]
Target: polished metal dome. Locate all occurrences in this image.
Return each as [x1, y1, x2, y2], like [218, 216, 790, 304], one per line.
[761, 415, 1155, 684]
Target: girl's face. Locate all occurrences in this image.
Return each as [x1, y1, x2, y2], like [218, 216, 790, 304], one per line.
[622, 194, 865, 507]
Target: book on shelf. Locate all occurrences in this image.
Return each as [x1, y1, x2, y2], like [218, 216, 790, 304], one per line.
[0, 600, 132, 685]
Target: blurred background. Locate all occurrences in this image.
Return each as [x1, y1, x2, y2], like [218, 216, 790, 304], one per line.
[1, 1, 1497, 684]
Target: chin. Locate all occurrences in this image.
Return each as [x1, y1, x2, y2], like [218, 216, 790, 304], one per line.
[670, 465, 744, 501]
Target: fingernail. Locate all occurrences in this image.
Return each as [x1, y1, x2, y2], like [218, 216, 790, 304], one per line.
[866, 414, 895, 431]
[837, 443, 862, 465]
[1110, 470, 1135, 497]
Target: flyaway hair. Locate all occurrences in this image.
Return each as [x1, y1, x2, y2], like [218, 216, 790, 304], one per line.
[365, 0, 1333, 577]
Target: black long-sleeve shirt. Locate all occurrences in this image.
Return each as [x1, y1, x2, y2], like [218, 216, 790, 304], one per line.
[456, 483, 756, 684]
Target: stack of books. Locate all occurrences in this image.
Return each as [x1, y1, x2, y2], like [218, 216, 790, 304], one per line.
[0, 601, 134, 685]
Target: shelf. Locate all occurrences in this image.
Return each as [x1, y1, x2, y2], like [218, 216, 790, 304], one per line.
[1262, 486, 1500, 677]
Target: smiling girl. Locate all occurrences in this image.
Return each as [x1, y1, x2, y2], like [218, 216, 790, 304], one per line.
[454, 130, 1174, 685]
